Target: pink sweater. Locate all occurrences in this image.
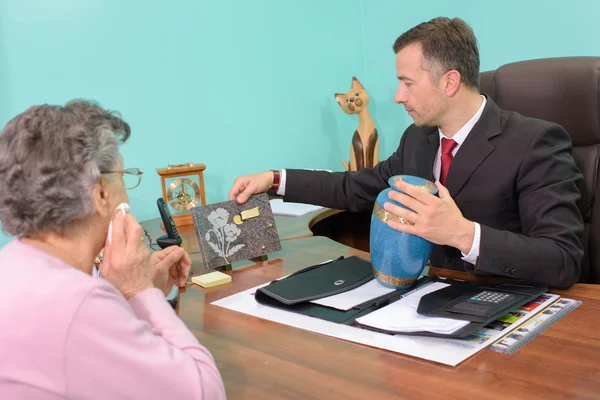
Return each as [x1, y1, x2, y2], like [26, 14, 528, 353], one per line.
[0, 239, 226, 399]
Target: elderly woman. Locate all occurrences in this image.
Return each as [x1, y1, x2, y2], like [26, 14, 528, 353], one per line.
[0, 101, 225, 399]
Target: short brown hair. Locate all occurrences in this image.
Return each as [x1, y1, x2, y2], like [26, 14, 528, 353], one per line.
[392, 17, 480, 90]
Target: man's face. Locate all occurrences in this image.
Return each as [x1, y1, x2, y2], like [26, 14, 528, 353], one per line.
[394, 43, 448, 127]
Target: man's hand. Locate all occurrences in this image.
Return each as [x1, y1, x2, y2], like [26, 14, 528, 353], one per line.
[229, 171, 274, 204]
[151, 246, 192, 296]
[384, 180, 475, 253]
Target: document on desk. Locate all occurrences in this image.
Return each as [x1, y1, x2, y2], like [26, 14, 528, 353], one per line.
[355, 282, 470, 334]
[309, 278, 396, 311]
[213, 281, 561, 366]
[269, 198, 324, 217]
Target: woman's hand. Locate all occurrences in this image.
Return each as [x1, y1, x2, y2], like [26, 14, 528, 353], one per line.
[101, 212, 154, 299]
[151, 246, 192, 295]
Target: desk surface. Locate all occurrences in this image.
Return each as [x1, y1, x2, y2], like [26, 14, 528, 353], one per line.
[142, 210, 600, 400]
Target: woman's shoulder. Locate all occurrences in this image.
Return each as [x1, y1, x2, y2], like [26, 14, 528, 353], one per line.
[0, 241, 126, 375]
[0, 239, 123, 315]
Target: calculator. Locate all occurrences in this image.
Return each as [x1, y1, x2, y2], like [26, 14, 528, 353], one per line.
[470, 291, 514, 304]
[445, 290, 521, 318]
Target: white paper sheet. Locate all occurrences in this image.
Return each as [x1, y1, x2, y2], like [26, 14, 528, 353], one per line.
[309, 279, 396, 311]
[269, 198, 324, 217]
[355, 282, 470, 334]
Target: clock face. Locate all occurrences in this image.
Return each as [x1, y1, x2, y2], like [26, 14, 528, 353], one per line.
[167, 178, 202, 211]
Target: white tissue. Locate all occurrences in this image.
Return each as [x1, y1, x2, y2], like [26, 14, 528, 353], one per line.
[107, 202, 130, 244]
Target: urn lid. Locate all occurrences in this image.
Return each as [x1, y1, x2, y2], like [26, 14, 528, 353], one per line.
[388, 175, 438, 195]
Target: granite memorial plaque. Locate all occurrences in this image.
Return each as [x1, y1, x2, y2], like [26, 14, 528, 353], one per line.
[191, 193, 282, 269]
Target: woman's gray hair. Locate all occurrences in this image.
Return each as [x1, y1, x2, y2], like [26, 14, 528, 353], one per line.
[0, 100, 131, 237]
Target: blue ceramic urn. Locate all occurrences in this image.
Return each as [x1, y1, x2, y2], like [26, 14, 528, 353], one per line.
[370, 175, 438, 289]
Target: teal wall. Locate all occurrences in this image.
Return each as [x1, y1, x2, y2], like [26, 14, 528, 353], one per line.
[0, 0, 365, 246]
[1, 0, 599, 247]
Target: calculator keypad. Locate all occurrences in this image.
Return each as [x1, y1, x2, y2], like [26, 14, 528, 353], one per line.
[469, 291, 511, 304]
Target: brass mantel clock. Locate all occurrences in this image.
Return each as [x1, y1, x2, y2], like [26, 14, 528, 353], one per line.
[157, 162, 207, 228]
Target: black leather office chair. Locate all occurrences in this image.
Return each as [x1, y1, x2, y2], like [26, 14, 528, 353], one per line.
[480, 57, 600, 283]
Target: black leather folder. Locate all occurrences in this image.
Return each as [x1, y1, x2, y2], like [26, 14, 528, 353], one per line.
[353, 278, 548, 339]
[255, 257, 548, 339]
[417, 281, 548, 323]
[256, 256, 373, 305]
[254, 256, 428, 325]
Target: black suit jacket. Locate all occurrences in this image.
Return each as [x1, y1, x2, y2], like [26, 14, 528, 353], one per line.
[284, 97, 584, 289]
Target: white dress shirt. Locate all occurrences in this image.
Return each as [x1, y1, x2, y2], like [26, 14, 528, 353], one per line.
[433, 96, 486, 264]
[278, 95, 487, 265]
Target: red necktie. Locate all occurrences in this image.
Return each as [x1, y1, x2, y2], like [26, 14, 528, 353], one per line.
[440, 138, 457, 185]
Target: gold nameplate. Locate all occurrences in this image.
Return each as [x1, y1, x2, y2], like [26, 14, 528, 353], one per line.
[234, 206, 260, 224]
[241, 207, 260, 220]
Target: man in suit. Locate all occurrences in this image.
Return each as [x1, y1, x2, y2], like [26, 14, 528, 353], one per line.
[229, 17, 584, 289]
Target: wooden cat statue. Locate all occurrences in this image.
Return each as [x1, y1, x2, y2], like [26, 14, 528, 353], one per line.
[335, 77, 379, 171]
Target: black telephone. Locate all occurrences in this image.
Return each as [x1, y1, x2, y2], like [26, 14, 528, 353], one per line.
[156, 198, 183, 249]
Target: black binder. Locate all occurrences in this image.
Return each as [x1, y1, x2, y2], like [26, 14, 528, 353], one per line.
[255, 256, 549, 338]
[256, 256, 372, 305]
[354, 278, 548, 338]
[254, 256, 430, 325]
[416, 281, 548, 323]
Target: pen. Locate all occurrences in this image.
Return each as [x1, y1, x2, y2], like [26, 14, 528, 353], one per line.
[372, 276, 434, 308]
[317, 255, 345, 265]
[400, 275, 434, 298]
[285, 255, 345, 279]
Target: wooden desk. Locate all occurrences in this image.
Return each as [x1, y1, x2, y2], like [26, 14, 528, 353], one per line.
[142, 211, 600, 400]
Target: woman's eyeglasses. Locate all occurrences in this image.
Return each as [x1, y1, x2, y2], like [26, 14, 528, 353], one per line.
[101, 168, 143, 189]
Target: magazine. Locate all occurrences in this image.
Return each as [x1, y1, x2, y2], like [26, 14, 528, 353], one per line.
[490, 298, 582, 354]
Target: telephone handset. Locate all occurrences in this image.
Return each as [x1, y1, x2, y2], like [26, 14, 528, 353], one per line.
[156, 198, 183, 249]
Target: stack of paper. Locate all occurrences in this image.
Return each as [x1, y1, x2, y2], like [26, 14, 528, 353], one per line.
[270, 198, 324, 217]
[355, 282, 470, 335]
